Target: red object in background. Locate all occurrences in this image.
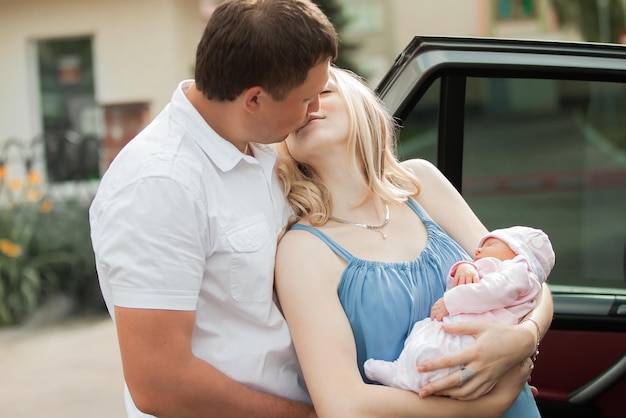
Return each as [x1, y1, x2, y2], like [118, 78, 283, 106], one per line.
[102, 102, 150, 171]
[620, 29, 626, 44]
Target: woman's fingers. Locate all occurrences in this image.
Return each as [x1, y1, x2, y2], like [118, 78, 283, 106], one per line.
[417, 321, 525, 399]
[418, 364, 491, 400]
[441, 321, 484, 337]
[434, 358, 533, 401]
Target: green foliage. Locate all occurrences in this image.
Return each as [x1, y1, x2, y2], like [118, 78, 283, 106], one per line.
[0, 195, 101, 326]
[30, 198, 101, 308]
[313, 0, 361, 72]
[551, 0, 626, 43]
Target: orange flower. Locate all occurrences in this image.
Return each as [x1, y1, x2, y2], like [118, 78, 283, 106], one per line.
[8, 178, 22, 191]
[0, 165, 6, 180]
[26, 189, 42, 202]
[0, 239, 22, 257]
[39, 199, 54, 213]
[27, 170, 42, 185]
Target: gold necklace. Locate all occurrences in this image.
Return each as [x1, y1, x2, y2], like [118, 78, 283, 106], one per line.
[329, 203, 390, 239]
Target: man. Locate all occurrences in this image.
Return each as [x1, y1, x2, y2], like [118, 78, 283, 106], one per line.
[89, 1, 338, 417]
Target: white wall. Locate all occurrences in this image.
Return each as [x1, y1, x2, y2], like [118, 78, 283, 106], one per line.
[339, 0, 581, 86]
[0, 0, 203, 143]
[387, 0, 485, 57]
[340, 0, 488, 85]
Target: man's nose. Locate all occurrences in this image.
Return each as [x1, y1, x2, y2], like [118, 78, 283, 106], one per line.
[308, 95, 321, 113]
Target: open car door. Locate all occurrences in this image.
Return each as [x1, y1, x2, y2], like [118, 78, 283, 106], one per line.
[376, 36, 626, 418]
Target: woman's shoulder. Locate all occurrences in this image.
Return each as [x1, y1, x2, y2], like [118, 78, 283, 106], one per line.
[400, 158, 453, 202]
[401, 158, 438, 177]
[277, 222, 331, 260]
[276, 222, 345, 289]
[400, 158, 448, 193]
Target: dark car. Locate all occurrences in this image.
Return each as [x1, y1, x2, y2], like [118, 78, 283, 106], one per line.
[375, 36, 626, 418]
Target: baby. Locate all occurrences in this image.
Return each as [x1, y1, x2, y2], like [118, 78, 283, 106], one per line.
[364, 226, 555, 392]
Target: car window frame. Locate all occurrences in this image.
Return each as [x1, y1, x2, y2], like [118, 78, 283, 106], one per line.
[376, 36, 626, 329]
[376, 36, 626, 193]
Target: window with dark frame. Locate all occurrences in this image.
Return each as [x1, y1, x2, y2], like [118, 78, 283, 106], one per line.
[37, 36, 100, 182]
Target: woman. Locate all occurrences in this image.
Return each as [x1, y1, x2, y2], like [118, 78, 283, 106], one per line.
[274, 66, 552, 417]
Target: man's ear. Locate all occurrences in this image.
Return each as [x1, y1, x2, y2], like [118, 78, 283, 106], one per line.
[242, 86, 267, 113]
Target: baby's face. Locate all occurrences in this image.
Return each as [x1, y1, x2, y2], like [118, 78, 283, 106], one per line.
[475, 238, 517, 261]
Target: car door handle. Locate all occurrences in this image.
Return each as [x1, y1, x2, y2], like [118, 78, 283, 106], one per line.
[569, 352, 626, 405]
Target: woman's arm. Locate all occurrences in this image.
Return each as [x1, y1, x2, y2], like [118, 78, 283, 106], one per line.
[525, 284, 553, 342]
[403, 159, 488, 253]
[275, 230, 527, 418]
[403, 158, 554, 400]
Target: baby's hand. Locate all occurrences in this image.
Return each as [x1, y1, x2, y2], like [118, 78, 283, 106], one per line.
[452, 263, 480, 287]
[430, 298, 449, 321]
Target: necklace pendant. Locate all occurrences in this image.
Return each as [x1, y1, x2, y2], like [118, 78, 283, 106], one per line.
[380, 230, 388, 239]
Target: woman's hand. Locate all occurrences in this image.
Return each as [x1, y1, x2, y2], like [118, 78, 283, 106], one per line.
[476, 357, 534, 412]
[417, 321, 535, 400]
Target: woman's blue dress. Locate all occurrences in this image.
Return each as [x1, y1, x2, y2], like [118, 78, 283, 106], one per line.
[290, 198, 540, 417]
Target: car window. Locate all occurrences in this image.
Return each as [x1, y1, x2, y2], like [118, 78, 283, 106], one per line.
[396, 78, 439, 164]
[397, 76, 626, 292]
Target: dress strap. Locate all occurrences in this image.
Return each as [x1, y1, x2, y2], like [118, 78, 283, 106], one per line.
[407, 198, 433, 224]
[289, 224, 354, 262]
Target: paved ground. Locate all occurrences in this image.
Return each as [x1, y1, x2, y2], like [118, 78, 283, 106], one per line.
[0, 313, 126, 417]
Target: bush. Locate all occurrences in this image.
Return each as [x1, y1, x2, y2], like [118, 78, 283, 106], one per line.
[30, 198, 104, 314]
[0, 180, 102, 325]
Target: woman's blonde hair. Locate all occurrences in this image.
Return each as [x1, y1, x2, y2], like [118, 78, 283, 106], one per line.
[276, 66, 421, 226]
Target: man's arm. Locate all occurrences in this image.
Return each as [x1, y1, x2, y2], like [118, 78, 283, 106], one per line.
[115, 307, 315, 418]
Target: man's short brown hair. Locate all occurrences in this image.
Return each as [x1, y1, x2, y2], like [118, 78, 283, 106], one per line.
[195, 0, 338, 101]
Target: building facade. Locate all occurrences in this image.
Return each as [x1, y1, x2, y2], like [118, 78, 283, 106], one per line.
[0, 0, 203, 195]
[0, 0, 606, 192]
[340, 0, 582, 85]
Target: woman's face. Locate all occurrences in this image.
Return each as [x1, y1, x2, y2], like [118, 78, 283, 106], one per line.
[285, 75, 350, 165]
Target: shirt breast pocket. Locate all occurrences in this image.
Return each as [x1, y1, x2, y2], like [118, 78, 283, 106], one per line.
[225, 217, 275, 303]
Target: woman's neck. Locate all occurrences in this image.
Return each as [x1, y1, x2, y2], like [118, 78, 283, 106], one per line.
[307, 152, 381, 220]
[324, 177, 385, 223]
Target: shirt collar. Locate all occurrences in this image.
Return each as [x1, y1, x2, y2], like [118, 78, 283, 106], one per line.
[170, 80, 278, 173]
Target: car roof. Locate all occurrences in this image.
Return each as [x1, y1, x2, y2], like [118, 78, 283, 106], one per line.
[376, 36, 626, 114]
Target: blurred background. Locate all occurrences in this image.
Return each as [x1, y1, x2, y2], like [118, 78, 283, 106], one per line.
[0, 0, 624, 417]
